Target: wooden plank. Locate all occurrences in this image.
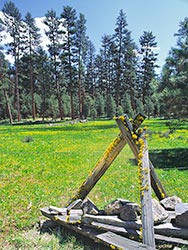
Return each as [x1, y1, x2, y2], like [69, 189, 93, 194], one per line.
[154, 222, 188, 240]
[155, 234, 188, 247]
[132, 113, 147, 132]
[83, 214, 141, 230]
[124, 113, 134, 131]
[97, 231, 152, 250]
[138, 137, 155, 248]
[85, 220, 140, 239]
[80, 219, 188, 248]
[49, 205, 67, 214]
[149, 161, 167, 200]
[66, 199, 82, 210]
[116, 118, 139, 158]
[40, 207, 83, 224]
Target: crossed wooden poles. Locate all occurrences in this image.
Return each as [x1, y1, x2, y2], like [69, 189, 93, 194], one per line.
[66, 114, 168, 249]
[67, 113, 167, 205]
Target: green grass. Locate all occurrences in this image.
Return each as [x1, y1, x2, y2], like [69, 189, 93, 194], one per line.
[0, 118, 188, 249]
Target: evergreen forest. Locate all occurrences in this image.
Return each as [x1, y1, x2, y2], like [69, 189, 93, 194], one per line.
[0, 1, 188, 123]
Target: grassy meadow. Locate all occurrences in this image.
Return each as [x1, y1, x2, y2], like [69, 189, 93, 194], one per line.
[0, 117, 188, 249]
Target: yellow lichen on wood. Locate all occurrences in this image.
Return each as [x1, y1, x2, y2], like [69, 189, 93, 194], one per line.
[156, 182, 166, 199]
[139, 227, 143, 240]
[100, 135, 121, 161]
[65, 215, 70, 223]
[119, 116, 125, 123]
[132, 133, 138, 140]
[54, 215, 58, 221]
[137, 135, 149, 240]
[110, 244, 115, 249]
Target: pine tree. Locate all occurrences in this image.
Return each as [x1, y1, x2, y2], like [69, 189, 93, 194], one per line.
[138, 31, 158, 106]
[113, 9, 130, 107]
[75, 13, 88, 118]
[24, 12, 41, 120]
[0, 52, 13, 123]
[0, 14, 5, 77]
[2, 1, 24, 121]
[85, 40, 96, 97]
[61, 6, 77, 119]
[82, 94, 92, 118]
[121, 93, 134, 117]
[93, 54, 103, 95]
[161, 17, 188, 118]
[99, 34, 116, 95]
[44, 10, 65, 120]
[105, 94, 116, 118]
[121, 32, 137, 112]
[95, 91, 105, 117]
[0, 16, 4, 47]
[34, 48, 52, 120]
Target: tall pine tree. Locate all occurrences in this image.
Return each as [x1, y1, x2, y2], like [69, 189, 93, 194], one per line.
[138, 31, 158, 108]
[24, 12, 41, 120]
[113, 9, 130, 108]
[75, 13, 88, 118]
[44, 10, 65, 120]
[161, 18, 188, 118]
[85, 40, 96, 97]
[61, 6, 77, 119]
[2, 1, 24, 121]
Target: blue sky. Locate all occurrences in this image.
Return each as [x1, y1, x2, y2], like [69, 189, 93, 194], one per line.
[1, 0, 188, 72]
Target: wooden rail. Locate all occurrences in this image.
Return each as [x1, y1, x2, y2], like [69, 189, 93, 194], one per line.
[139, 136, 155, 248]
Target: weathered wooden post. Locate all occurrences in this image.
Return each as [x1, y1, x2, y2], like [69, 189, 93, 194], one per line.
[138, 133, 156, 249]
[116, 116, 156, 248]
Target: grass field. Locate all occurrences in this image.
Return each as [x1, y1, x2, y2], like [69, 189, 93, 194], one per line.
[0, 117, 188, 249]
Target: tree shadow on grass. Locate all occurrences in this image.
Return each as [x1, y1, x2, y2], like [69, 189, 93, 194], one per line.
[8, 120, 117, 133]
[129, 148, 188, 170]
[149, 148, 188, 170]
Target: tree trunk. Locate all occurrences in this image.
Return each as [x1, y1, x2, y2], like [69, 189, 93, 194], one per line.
[15, 63, 21, 122]
[41, 72, 47, 121]
[130, 83, 136, 111]
[56, 80, 64, 120]
[70, 91, 74, 119]
[3, 88, 13, 124]
[29, 62, 36, 120]
[78, 71, 82, 119]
